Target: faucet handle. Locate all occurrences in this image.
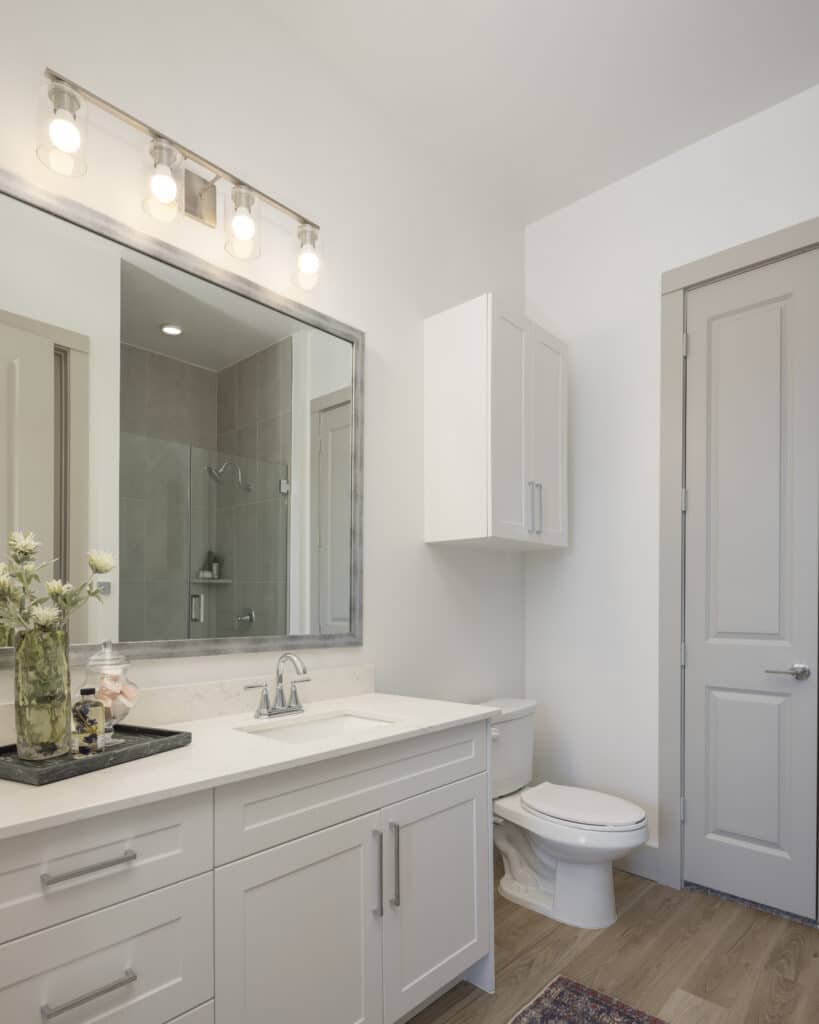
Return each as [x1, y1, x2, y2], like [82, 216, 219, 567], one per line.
[288, 676, 310, 711]
[246, 682, 271, 719]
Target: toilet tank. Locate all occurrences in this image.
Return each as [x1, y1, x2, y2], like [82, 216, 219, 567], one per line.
[484, 697, 537, 798]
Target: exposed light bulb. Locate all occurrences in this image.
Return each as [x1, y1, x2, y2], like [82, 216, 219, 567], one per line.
[297, 244, 320, 275]
[296, 224, 320, 278]
[150, 164, 177, 204]
[48, 111, 81, 154]
[38, 83, 86, 177]
[231, 206, 256, 241]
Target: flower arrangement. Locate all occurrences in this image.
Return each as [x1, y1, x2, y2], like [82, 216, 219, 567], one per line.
[0, 532, 114, 635]
[0, 531, 115, 761]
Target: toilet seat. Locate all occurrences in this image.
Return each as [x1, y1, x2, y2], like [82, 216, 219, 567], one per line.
[521, 782, 646, 832]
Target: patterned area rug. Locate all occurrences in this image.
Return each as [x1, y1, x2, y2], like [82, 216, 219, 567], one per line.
[510, 977, 667, 1023]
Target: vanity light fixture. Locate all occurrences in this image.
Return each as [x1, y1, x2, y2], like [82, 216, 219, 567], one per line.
[36, 69, 321, 285]
[160, 323, 183, 336]
[296, 223, 320, 274]
[144, 139, 183, 223]
[37, 80, 87, 177]
[225, 185, 261, 261]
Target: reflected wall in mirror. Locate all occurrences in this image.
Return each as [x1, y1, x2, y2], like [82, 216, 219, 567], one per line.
[0, 187, 361, 655]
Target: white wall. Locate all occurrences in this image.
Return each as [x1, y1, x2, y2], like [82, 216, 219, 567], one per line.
[524, 84, 819, 844]
[0, 2, 525, 705]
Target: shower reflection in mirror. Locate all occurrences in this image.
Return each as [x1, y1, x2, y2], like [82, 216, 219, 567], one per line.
[0, 190, 357, 650]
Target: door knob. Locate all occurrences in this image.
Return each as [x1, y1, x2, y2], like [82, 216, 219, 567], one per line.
[764, 664, 811, 681]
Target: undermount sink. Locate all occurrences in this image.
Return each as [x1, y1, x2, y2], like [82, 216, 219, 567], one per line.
[237, 712, 395, 744]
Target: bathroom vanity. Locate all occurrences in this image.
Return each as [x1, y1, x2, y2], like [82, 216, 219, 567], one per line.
[0, 694, 494, 1023]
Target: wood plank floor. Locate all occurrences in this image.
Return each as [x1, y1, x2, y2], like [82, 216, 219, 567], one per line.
[409, 869, 819, 1024]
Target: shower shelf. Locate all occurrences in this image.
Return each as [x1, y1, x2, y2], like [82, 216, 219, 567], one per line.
[191, 578, 234, 585]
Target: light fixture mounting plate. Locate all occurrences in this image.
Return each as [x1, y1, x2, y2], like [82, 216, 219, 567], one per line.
[184, 169, 217, 228]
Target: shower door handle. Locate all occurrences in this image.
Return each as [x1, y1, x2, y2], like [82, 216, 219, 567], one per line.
[190, 593, 204, 623]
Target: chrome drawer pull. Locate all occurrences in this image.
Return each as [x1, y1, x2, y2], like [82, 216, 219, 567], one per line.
[41, 968, 137, 1019]
[536, 482, 544, 535]
[390, 822, 401, 908]
[41, 849, 137, 887]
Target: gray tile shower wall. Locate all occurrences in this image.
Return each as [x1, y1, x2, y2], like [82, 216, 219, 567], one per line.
[121, 344, 218, 450]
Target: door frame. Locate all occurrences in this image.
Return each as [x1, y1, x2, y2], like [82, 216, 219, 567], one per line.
[658, 214, 819, 888]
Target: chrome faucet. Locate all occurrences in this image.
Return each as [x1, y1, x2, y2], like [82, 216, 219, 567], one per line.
[250, 653, 310, 719]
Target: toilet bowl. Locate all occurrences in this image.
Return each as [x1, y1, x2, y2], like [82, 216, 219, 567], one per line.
[486, 698, 648, 929]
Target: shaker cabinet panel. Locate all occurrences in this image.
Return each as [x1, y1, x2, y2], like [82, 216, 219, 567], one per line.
[490, 307, 528, 542]
[215, 811, 383, 1024]
[424, 292, 567, 549]
[0, 789, 213, 944]
[0, 874, 213, 1024]
[381, 774, 491, 1023]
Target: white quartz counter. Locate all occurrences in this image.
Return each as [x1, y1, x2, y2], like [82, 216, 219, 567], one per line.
[0, 693, 493, 841]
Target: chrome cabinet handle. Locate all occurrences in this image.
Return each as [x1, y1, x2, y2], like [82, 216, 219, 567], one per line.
[765, 664, 811, 681]
[374, 830, 384, 917]
[41, 969, 137, 1019]
[41, 849, 137, 887]
[527, 481, 536, 533]
[536, 482, 544, 535]
[390, 822, 401, 908]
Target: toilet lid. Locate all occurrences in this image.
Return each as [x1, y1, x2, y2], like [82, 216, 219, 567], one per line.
[521, 782, 646, 829]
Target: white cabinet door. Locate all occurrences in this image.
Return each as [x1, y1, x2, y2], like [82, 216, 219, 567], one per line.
[215, 812, 383, 1024]
[490, 300, 528, 542]
[381, 775, 490, 1024]
[525, 323, 568, 547]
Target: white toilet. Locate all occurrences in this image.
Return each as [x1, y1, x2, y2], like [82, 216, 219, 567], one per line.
[487, 698, 648, 929]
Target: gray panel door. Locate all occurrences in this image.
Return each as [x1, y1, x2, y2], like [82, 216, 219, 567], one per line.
[684, 250, 819, 917]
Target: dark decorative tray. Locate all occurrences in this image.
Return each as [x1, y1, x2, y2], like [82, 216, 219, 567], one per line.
[0, 725, 192, 786]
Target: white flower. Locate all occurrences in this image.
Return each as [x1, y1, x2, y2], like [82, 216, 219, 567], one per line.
[45, 579, 73, 599]
[8, 531, 39, 562]
[0, 572, 14, 599]
[30, 605, 61, 629]
[87, 550, 115, 575]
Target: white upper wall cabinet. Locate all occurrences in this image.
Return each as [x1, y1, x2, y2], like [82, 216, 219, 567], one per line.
[424, 293, 568, 548]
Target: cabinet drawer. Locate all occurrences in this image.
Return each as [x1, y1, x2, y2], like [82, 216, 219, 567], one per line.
[215, 722, 486, 863]
[0, 873, 213, 1023]
[0, 790, 213, 943]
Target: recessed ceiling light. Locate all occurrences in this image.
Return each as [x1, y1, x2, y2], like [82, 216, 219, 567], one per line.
[161, 323, 183, 336]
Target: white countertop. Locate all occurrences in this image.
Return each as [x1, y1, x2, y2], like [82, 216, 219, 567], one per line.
[0, 693, 493, 841]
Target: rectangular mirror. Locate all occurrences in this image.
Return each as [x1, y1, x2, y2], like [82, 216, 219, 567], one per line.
[0, 182, 363, 658]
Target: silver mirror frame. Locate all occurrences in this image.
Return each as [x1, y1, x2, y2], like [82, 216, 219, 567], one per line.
[0, 169, 363, 664]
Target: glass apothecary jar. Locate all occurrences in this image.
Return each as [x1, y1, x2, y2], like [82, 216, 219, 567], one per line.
[85, 641, 138, 746]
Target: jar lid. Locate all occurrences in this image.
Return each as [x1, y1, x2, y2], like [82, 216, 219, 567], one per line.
[86, 639, 128, 670]
[79, 687, 96, 695]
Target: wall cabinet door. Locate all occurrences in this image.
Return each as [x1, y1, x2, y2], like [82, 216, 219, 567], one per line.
[425, 293, 567, 548]
[215, 812, 383, 1024]
[490, 304, 528, 542]
[524, 322, 568, 546]
[381, 775, 490, 1024]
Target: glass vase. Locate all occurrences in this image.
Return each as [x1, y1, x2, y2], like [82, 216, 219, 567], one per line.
[14, 629, 72, 760]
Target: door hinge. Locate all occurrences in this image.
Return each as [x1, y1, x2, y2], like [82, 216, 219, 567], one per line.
[680, 796, 687, 823]
[681, 488, 688, 513]
[279, 479, 290, 496]
[682, 331, 689, 358]
[680, 641, 687, 668]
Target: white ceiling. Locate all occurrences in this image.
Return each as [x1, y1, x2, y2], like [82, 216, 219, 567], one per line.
[267, 0, 819, 226]
[120, 255, 303, 370]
